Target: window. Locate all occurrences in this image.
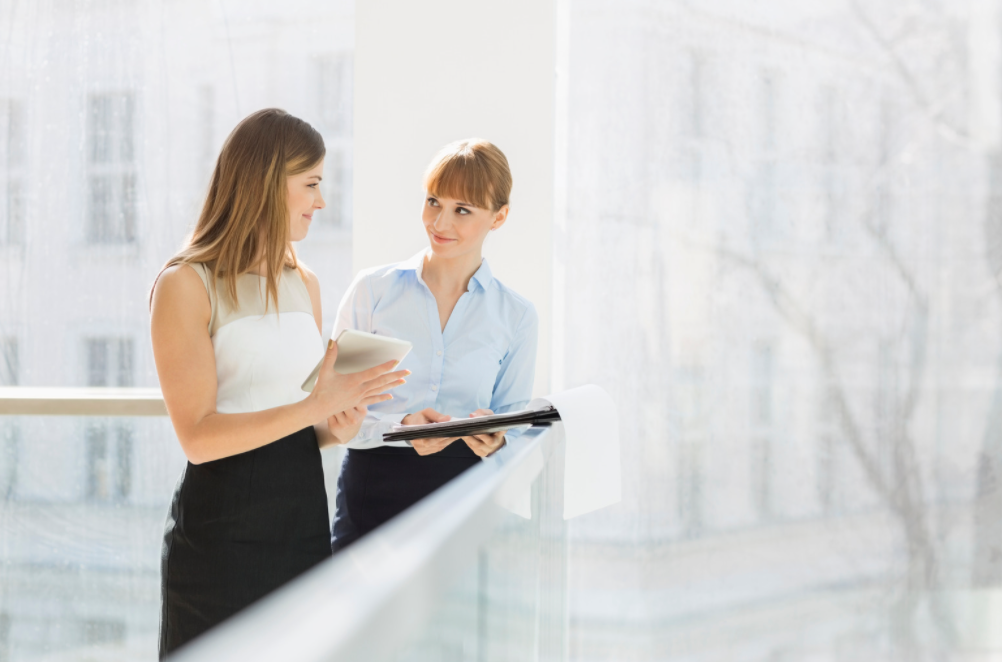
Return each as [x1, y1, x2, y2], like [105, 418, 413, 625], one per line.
[751, 342, 775, 519]
[318, 55, 352, 135]
[196, 85, 215, 181]
[679, 51, 706, 226]
[321, 150, 346, 227]
[874, 98, 895, 232]
[820, 86, 845, 242]
[0, 612, 9, 662]
[874, 339, 898, 483]
[0, 337, 17, 386]
[750, 73, 779, 243]
[0, 421, 17, 502]
[816, 379, 840, 515]
[0, 338, 17, 502]
[84, 338, 133, 501]
[82, 619, 125, 647]
[85, 337, 133, 389]
[0, 99, 25, 246]
[316, 55, 353, 228]
[751, 342, 774, 427]
[676, 363, 705, 536]
[86, 93, 136, 244]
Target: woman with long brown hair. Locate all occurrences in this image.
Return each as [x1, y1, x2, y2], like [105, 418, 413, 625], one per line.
[149, 108, 408, 657]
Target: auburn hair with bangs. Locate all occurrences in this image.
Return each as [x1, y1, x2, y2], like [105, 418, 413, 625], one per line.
[423, 138, 512, 212]
[151, 108, 325, 311]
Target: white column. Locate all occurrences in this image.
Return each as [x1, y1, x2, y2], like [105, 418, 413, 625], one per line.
[354, 0, 556, 395]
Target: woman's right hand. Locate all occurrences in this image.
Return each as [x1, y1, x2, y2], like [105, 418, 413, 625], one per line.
[402, 408, 456, 456]
[309, 339, 409, 419]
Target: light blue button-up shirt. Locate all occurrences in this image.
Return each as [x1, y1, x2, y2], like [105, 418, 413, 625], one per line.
[334, 249, 539, 449]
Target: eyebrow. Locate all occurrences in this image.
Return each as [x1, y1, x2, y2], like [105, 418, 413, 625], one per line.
[428, 194, 477, 208]
[309, 175, 323, 181]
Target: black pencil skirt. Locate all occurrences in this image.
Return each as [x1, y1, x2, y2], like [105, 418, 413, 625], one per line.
[330, 440, 481, 553]
[159, 426, 331, 659]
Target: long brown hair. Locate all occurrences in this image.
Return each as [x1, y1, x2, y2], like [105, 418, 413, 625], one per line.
[152, 108, 325, 310]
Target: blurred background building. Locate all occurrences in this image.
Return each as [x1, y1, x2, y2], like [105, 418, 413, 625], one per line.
[2, 0, 1002, 660]
[563, 2, 1001, 659]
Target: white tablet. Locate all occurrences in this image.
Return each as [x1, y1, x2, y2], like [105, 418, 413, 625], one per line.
[301, 329, 413, 392]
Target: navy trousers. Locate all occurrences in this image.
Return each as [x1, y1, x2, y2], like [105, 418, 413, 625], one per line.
[331, 440, 480, 553]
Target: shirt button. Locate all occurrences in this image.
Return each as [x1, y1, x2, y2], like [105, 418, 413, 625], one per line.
[431, 385, 438, 391]
[436, 350, 443, 356]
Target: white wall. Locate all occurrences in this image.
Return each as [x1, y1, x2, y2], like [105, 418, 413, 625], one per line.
[354, 0, 556, 395]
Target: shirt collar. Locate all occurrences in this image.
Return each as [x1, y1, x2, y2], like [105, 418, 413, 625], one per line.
[393, 249, 428, 276]
[395, 248, 494, 292]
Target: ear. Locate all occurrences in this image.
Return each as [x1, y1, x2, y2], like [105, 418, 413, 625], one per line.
[491, 205, 509, 231]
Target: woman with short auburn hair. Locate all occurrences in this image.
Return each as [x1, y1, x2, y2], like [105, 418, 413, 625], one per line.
[150, 108, 408, 657]
[328, 138, 538, 552]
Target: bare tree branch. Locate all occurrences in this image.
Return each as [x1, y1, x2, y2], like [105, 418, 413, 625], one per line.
[848, 0, 976, 149]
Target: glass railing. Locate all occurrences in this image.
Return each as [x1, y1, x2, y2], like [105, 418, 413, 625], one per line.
[5, 389, 1002, 661]
[173, 424, 567, 662]
[0, 389, 183, 661]
[0, 389, 570, 662]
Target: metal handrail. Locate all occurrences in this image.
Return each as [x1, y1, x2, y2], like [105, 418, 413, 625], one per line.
[0, 387, 167, 416]
[173, 424, 563, 662]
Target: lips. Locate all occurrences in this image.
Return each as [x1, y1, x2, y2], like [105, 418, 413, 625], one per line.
[431, 233, 455, 243]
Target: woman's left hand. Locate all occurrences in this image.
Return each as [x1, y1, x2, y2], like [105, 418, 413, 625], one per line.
[461, 409, 506, 458]
[327, 405, 368, 445]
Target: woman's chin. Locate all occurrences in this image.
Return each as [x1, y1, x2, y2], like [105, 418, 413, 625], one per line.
[428, 240, 460, 256]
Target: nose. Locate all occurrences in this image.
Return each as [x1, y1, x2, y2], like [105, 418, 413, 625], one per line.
[431, 208, 449, 231]
[315, 189, 326, 210]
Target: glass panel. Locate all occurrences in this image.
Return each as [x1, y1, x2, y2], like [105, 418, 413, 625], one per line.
[393, 442, 568, 662]
[561, 1, 1002, 659]
[0, 415, 186, 660]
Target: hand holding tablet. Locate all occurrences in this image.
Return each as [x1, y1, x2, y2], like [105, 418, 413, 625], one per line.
[302, 329, 413, 393]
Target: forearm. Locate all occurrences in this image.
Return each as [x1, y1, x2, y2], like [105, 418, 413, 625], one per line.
[175, 398, 323, 464]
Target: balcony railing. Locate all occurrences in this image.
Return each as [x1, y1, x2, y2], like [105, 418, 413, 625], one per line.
[0, 387, 167, 416]
[177, 423, 566, 661]
[0, 388, 570, 661]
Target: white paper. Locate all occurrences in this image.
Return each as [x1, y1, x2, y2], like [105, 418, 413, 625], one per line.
[529, 384, 621, 520]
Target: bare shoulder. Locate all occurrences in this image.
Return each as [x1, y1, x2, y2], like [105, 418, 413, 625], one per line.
[298, 262, 320, 289]
[298, 262, 322, 300]
[297, 262, 324, 332]
[151, 263, 211, 320]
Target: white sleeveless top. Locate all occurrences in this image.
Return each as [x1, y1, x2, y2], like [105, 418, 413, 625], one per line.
[189, 263, 324, 415]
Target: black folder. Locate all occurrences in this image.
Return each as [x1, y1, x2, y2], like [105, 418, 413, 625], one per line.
[382, 406, 561, 442]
